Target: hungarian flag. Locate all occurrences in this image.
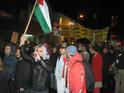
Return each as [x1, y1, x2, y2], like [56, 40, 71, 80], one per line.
[34, 0, 52, 34]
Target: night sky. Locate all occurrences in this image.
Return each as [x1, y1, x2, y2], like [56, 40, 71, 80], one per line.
[49, 0, 122, 27]
[0, 0, 123, 38]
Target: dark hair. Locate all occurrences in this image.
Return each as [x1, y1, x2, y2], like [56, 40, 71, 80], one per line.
[91, 44, 100, 52]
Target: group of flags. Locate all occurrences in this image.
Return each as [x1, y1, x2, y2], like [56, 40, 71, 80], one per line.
[34, 0, 52, 34]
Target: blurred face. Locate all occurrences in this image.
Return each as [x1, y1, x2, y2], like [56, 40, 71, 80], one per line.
[59, 47, 66, 55]
[78, 44, 82, 49]
[16, 49, 21, 59]
[89, 47, 94, 54]
[103, 48, 108, 53]
[78, 44, 87, 53]
[36, 47, 43, 57]
[52, 47, 57, 53]
[82, 46, 87, 52]
[4, 46, 11, 55]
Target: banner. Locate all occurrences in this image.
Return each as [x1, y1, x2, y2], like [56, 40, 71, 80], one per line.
[11, 32, 19, 44]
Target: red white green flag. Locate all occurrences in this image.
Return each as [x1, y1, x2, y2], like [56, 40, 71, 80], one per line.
[34, 0, 52, 34]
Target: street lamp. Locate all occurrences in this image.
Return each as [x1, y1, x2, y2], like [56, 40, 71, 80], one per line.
[78, 11, 86, 20]
[79, 14, 84, 19]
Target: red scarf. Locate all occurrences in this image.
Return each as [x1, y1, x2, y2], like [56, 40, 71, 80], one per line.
[62, 57, 67, 78]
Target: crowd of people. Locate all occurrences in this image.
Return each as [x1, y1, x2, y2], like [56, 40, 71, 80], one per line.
[0, 34, 124, 93]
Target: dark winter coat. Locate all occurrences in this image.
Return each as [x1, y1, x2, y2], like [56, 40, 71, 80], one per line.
[0, 71, 9, 93]
[15, 57, 30, 91]
[21, 46, 51, 91]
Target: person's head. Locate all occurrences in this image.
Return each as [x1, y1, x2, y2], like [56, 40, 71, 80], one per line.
[82, 45, 87, 52]
[78, 43, 87, 53]
[78, 43, 83, 52]
[89, 45, 99, 54]
[102, 47, 108, 54]
[66, 45, 77, 57]
[52, 47, 57, 54]
[35, 44, 49, 60]
[59, 42, 67, 55]
[4, 43, 12, 55]
[16, 47, 21, 59]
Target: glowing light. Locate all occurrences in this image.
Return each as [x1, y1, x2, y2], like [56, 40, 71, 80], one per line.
[80, 14, 84, 18]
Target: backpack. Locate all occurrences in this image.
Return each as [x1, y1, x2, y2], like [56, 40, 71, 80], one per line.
[83, 61, 95, 92]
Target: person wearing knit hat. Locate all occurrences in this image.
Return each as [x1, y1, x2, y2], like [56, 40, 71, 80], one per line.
[65, 45, 86, 93]
[66, 45, 77, 56]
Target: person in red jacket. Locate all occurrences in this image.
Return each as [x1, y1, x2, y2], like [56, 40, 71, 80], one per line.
[89, 45, 103, 93]
[65, 45, 86, 93]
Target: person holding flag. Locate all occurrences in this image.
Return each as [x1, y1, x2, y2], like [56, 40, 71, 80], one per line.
[19, 35, 51, 93]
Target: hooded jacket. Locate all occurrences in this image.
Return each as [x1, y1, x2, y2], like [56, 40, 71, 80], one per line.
[66, 52, 86, 93]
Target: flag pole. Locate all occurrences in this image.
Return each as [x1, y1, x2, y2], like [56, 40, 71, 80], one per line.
[23, 0, 38, 35]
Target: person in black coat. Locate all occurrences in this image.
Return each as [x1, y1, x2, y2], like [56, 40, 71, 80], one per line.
[20, 35, 51, 93]
[15, 47, 30, 93]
